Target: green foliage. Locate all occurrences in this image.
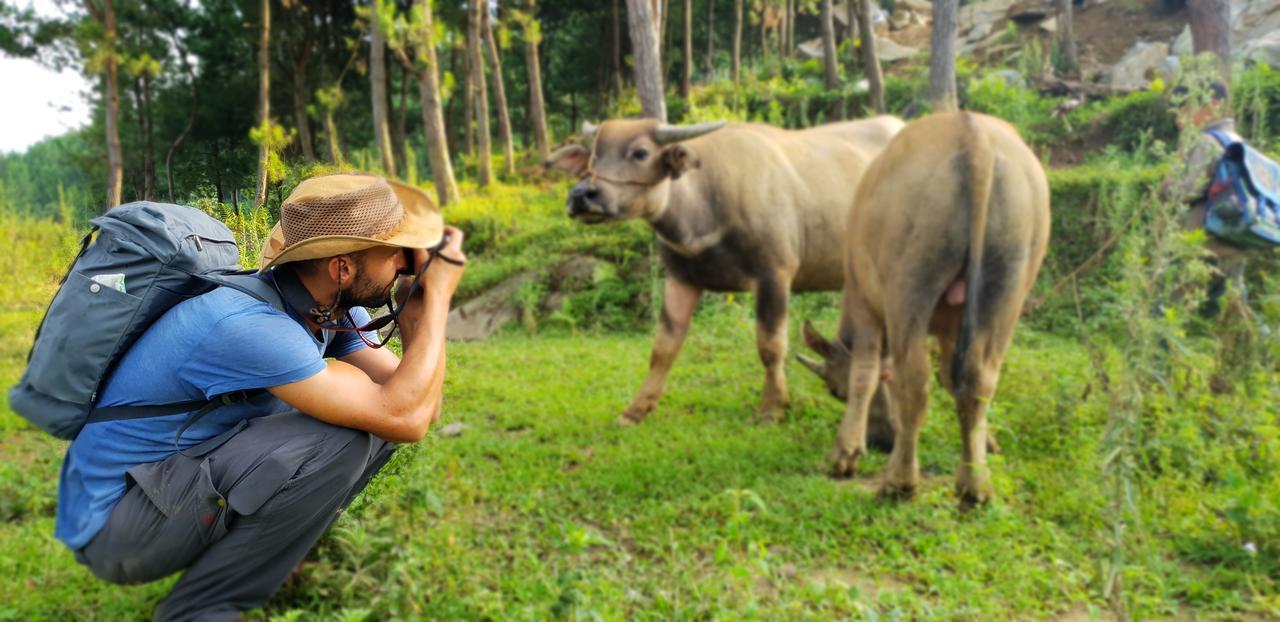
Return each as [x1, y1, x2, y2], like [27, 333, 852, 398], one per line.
[1234, 63, 1280, 147]
[964, 73, 1066, 145]
[1069, 89, 1179, 153]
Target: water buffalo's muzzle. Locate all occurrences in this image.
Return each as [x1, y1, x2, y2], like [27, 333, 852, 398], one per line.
[567, 183, 604, 220]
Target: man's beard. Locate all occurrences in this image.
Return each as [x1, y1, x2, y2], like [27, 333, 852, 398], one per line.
[343, 272, 395, 310]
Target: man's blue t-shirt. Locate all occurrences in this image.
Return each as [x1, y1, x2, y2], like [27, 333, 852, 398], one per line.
[55, 275, 375, 550]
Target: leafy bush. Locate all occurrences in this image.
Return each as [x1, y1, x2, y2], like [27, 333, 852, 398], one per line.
[1234, 63, 1280, 147]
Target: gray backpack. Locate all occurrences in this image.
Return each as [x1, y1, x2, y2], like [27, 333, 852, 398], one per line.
[9, 201, 284, 440]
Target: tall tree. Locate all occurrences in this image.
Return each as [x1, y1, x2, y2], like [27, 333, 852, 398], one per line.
[85, 0, 123, 208]
[370, 0, 397, 176]
[522, 0, 550, 160]
[820, 0, 839, 90]
[1054, 0, 1077, 76]
[391, 0, 460, 205]
[856, 0, 885, 113]
[929, 0, 959, 113]
[705, 0, 714, 79]
[126, 53, 160, 200]
[484, 5, 515, 177]
[626, 0, 667, 120]
[1187, 0, 1231, 87]
[285, 2, 316, 162]
[253, 0, 270, 209]
[468, 0, 492, 185]
[681, 0, 691, 100]
[732, 0, 741, 82]
[612, 0, 625, 97]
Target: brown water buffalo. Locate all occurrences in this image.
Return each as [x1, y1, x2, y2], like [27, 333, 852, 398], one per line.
[546, 116, 905, 426]
[800, 112, 1050, 506]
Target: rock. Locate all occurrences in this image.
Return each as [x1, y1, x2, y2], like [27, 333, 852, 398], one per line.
[1239, 29, 1280, 67]
[1171, 25, 1192, 56]
[1107, 41, 1170, 91]
[890, 8, 913, 31]
[1036, 16, 1057, 33]
[446, 271, 534, 341]
[1157, 55, 1181, 80]
[992, 68, 1026, 89]
[958, 0, 1016, 38]
[875, 37, 921, 62]
[437, 422, 466, 438]
[898, 0, 932, 13]
[967, 20, 995, 43]
[797, 37, 825, 59]
[551, 255, 603, 291]
[1007, 0, 1049, 24]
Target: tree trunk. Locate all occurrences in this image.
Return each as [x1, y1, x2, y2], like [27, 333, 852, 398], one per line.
[525, 0, 551, 160]
[846, 0, 859, 72]
[858, 0, 885, 113]
[393, 62, 409, 172]
[484, 7, 515, 177]
[469, 0, 492, 186]
[1054, 0, 1077, 76]
[732, 0, 741, 82]
[681, 0, 692, 99]
[166, 73, 197, 203]
[100, 0, 122, 209]
[463, 36, 474, 156]
[253, 0, 270, 210]
[705, 0, 714, 80]
[292, 10, 316, 162]
[612, 0, 625, 97]
[414, 0, 460, 206]
[325, 109, 344, 165]
[821, 0, 839, 90]
[370, 0, 397, 176]
[778, 0, 788, 58]
[627, 0, 668, 120]
[1187, 0, 1231, 87]
[139, 74, 156, 200]
[929, 0, 959, 113]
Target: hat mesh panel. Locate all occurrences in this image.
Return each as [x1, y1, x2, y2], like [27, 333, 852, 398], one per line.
[282, 183, 405, 244]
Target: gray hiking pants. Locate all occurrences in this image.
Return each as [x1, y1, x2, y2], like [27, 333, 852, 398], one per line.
[75, 411, 395, 622]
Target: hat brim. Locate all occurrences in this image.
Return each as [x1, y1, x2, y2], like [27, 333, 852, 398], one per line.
[259, 180, 444, 271]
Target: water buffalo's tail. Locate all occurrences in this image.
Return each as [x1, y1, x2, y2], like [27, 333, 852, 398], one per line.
[950, 113, 996, 395]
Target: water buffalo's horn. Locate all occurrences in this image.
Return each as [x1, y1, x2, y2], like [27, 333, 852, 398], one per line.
[652, 121, 727, 146]
[581, 121, 598, 139]
[797, 354, 825, 376]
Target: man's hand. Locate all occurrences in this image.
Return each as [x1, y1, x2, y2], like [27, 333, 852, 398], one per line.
[406, 225, 467, 303]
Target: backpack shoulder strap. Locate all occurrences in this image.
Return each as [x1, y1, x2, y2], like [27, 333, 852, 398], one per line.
[84, 271, 289, 437]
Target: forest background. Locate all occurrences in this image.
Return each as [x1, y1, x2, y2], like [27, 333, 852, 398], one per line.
[2, 0, 1280, 619]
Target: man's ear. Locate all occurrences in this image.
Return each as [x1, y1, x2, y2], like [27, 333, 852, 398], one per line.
[544, 144, 590, 176]
[329, 255, 354, 284]
[662, 144, 699, 180]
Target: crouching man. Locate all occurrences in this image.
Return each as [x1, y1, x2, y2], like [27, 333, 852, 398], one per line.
[55, 174, 465, 620]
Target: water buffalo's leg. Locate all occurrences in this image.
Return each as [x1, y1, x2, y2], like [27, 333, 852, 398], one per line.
[753, 273, 792, 423]
[947, 298, 1021, 507]
[937, 335, 1001, 456]
[618, 278, 703, 426]
[879, 336, 929, 500]
[829, 292, 882, 478]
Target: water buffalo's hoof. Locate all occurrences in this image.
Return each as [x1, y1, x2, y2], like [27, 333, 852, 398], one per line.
[956, 470, 993, 510]
[828, 446, 863, 479]
[876, 480, 918, 501]
[618, 401, 655, 426]
[755, 403, 786, 425]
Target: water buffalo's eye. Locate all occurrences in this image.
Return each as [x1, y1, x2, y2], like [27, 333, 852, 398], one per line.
[631, 148, 649, 161]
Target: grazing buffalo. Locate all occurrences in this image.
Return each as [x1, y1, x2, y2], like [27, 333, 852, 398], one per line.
[800, 112, 1050, 506]
[546, 116, 905, 425]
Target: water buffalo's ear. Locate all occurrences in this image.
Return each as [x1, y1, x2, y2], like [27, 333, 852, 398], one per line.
[661, 144, 698, 180]
[545, 145, 590, 176]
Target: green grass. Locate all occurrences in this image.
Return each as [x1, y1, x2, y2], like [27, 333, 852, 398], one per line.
[0, 199, 1276, 620]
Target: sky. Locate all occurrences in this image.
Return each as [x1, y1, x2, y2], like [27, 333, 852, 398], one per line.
[0, 0, 92, 155]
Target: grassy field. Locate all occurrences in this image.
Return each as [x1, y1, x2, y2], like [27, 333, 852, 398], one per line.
[0, 199, 1276, 620]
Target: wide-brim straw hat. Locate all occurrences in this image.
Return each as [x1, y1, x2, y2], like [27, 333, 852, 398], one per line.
[259, 174, 443, 271]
